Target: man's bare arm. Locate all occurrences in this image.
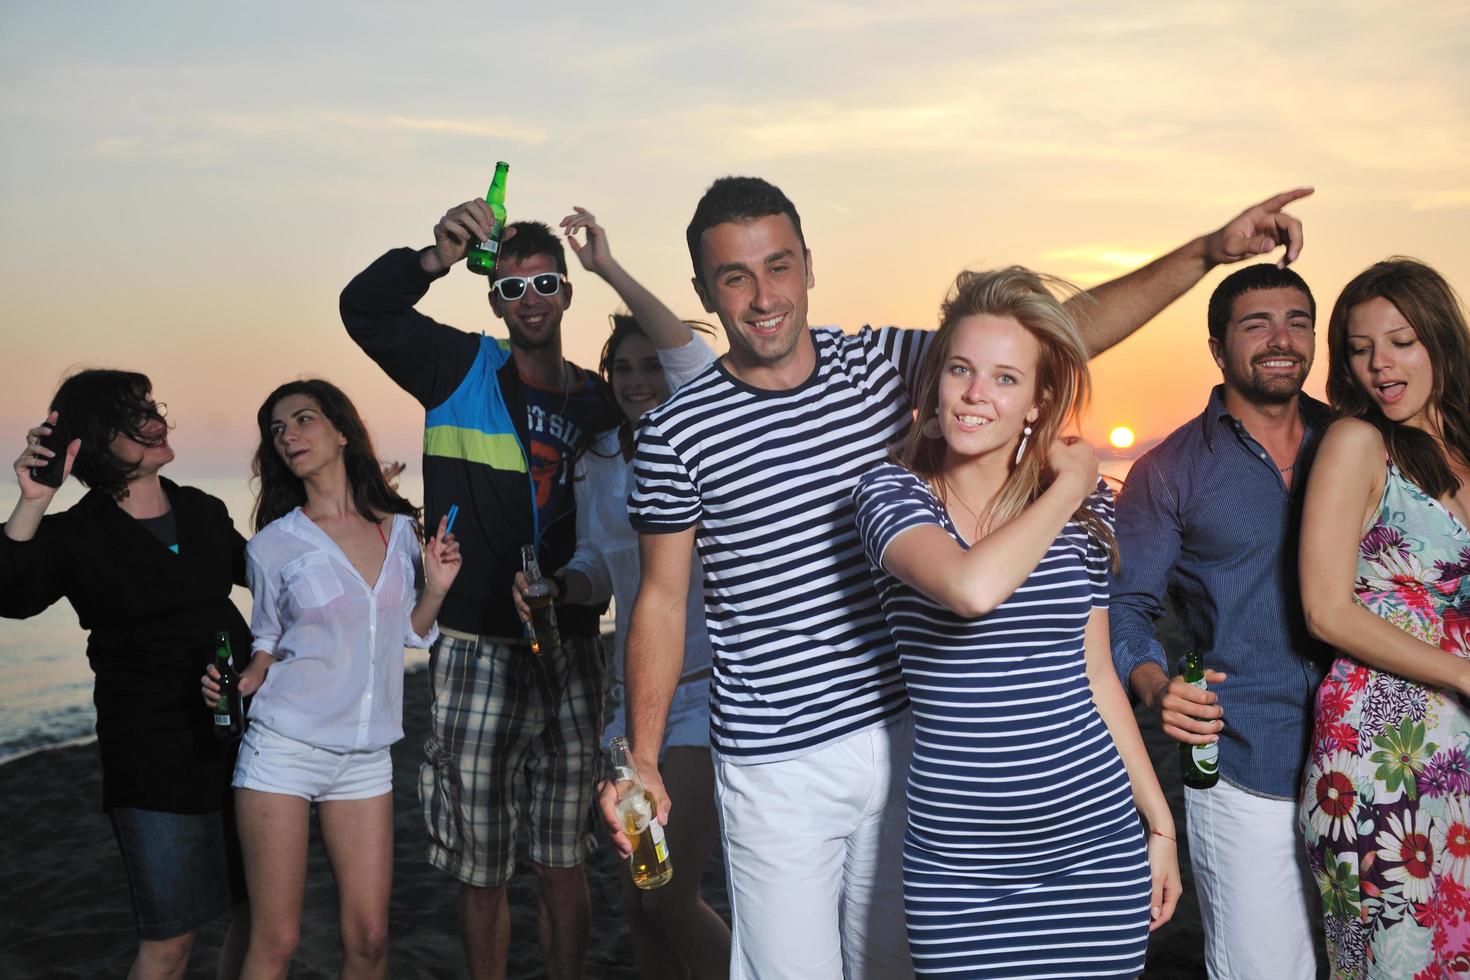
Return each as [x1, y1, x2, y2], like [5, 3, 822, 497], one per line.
[598, 527, 695, 854]
[1072, 188, 1313, 356]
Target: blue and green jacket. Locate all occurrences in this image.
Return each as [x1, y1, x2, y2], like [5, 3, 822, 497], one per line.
[341, 247, 614, 637]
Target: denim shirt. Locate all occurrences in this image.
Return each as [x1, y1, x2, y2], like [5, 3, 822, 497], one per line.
[1110, 385, 1333, 799]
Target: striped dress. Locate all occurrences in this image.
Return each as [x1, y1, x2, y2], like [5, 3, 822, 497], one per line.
[854, 464, 1150, 978]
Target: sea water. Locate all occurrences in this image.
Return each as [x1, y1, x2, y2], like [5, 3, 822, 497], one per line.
[0, 474, 432, 762]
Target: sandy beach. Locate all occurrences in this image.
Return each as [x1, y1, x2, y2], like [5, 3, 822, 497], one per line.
[2, 643, 1210, 979]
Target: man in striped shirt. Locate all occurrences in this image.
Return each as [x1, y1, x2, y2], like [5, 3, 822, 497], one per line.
[610, 176, 1312, 978]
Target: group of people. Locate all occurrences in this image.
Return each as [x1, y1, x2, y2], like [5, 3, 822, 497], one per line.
[3, 171, 1467, 980]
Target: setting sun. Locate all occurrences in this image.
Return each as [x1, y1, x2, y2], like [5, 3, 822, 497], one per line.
[1109, 426, 1136, 450]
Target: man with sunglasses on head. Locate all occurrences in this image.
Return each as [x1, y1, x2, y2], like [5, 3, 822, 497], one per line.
[341, 198, 688, 980]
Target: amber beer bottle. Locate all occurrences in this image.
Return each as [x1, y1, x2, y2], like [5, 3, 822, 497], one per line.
[609, 737, 673, 889]
[465, 161, 509, 276]
[1180, 649, 1220, 788]
[211, 631, 244, 740]
[519, 544, 561, 655]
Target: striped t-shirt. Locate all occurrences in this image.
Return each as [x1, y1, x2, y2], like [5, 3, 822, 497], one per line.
[628, 325, 933, 763]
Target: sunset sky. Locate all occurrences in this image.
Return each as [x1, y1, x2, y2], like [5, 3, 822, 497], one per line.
[2, 2, 1467, 478]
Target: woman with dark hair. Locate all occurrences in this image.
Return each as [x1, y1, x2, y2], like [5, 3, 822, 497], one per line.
[850, 268, 1180, 977]
[1298, 259, 1470, 976]
[510, 210, 731, 978]
[1, 369, 250, 980]
[204, 378, 459, 979]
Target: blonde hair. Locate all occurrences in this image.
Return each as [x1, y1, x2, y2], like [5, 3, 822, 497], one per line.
[898, 267, 1114, 564]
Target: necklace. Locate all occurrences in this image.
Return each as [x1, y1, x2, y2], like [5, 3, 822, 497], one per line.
[938, 479, 988, 539]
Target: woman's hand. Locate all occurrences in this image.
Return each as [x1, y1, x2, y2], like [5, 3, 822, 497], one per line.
[200, 662, 262, 707]
[511, 569, 559, 623]
[559, 207, 617, 278]
[14, 412, 80, 502]
[1045, 435, 1100, 502]
[424, 515, 462, 596]
[1146, 830, 1182, 932]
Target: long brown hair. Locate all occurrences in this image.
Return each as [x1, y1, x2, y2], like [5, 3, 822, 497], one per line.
[1325, 257, 1470, 499]
[252, 379, 420, 533]
[898, 267, 1114, 563]
[584, 313, 716, 463]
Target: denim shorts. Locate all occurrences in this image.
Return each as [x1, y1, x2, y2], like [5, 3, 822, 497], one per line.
[233, 722, 392, 802]
[109, 806, 245, 940]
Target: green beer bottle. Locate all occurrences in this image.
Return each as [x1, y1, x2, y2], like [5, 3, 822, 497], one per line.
[211, 631, 244, 740]
[1179, 649, 1219, 788]
[466, 161, 509, 276]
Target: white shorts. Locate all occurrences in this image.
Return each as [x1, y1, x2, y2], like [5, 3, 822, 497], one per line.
[232, 722, 392, 802]
[605, 674, 709, 751]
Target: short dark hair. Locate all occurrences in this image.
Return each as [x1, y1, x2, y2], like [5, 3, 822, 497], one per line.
[1206, 264, 1315, 341]
[48, 369, 170, 498]
[685, 176, 806, 284]
[498, 220, 567, 276]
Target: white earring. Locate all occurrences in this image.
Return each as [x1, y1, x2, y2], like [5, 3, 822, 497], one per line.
[1014, 425, 1032, 465]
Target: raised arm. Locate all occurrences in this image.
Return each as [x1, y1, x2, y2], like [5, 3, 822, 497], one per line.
[0, 414, 82, 618]
[410, 515, 461, 640]
[880, 440, 1098, 617]
[1073, 188, 1314, 357]
[1300, 418, 1470, 694]
[339, 198, 503, 407]
[560, 207, 692, 352]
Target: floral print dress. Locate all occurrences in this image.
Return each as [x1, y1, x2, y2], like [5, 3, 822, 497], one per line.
[1301, 461, 1470, 979]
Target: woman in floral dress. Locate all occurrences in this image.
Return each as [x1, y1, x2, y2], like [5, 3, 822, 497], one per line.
[1299, 258, 1470, 977]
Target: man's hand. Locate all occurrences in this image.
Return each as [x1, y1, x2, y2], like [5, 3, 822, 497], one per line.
[1203, 188, 1314, 269]
[598, 757, 671, 858]
[421, 200, 517, 275]
[510, 570, 559, 624]
[1131, 662, 1227, 745]
[560, 207, 618, 279]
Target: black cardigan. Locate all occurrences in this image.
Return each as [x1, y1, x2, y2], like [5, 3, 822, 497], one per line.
[0, 479, 251, 813]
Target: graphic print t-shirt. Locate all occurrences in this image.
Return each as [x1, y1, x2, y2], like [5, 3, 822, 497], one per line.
[523, 373, 606, 532]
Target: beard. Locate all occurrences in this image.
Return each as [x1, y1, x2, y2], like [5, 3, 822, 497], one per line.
[1233, 358, 1308, 405]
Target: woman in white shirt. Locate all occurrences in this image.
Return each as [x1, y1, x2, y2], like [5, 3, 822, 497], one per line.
[205, 379, 459, 980]
[513, 212, 730, 978]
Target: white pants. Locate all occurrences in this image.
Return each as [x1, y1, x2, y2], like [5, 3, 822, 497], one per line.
[714, 714, 914, 980]
[1186, 779, 1320, 979]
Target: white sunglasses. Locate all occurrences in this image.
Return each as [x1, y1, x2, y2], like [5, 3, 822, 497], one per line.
[491, 272, 565, 301]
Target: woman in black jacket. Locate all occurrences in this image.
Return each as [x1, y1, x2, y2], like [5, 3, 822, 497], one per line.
[2, 369, 250, 980]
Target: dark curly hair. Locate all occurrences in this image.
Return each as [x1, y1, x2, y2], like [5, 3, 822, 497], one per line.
[47, 369, 171, 499]
[252, 379, 420, 533]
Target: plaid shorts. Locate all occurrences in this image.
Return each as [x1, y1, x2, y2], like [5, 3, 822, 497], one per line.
[419, 630, 607, 887]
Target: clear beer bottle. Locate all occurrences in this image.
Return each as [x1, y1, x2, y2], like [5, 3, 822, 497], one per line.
[520, 544, 561, 655]
[609, 737, 673, 889]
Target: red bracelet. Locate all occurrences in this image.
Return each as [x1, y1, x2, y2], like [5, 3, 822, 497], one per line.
[1150, 829, 1175, 842]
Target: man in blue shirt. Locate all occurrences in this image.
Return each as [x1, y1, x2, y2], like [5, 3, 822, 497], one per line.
[1111, 263, 1330, 978]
